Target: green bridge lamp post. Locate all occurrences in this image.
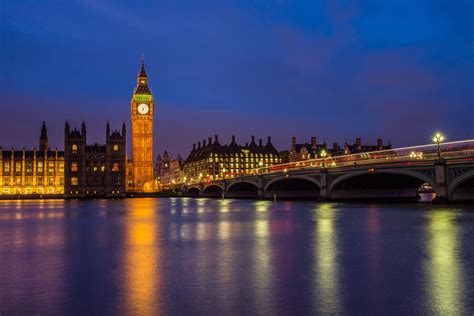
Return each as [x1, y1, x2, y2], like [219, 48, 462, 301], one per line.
[320, 150, 327, 168]
[433, 133, 445, 159]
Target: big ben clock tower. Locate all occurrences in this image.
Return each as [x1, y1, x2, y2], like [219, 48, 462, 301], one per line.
[131, 56, 154, 192]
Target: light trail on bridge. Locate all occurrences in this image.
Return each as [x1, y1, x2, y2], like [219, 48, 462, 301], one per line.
[188, 139, 474, 185]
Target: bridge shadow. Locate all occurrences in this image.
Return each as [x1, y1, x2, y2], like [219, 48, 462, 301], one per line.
[329, 173, 425, 202]
[450, 174, 474, 203]
[226, 182, 258, 199]
[265, 178, 320, 200]
[202, 185, 223, 198]
[186, 187, 200, 197]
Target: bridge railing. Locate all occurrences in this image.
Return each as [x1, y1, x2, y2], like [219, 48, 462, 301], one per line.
[252, 139, 474, 175]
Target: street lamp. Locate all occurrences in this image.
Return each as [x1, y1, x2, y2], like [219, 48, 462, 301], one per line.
[432, 132, 445, 158]
[320, 149, 327, 168]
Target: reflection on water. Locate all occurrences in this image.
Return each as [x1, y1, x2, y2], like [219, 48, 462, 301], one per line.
[122, 199, 161, 315]
[425, 210, 466, 315]
[314, 203, 341, 314]
[0, 199, 473, 314]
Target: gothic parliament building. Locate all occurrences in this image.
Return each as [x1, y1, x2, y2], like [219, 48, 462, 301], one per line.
[0, 57, 155, 197]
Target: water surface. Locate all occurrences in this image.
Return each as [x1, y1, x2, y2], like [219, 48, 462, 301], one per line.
[0, 198, 473, 315]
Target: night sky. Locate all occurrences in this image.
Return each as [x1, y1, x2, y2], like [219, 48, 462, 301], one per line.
[1, 1, 473, 158]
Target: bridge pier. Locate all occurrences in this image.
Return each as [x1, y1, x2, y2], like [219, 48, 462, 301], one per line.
[257, 177, 264, 199]
[433, 159, 449, 204]
[319, 170, 329, 201]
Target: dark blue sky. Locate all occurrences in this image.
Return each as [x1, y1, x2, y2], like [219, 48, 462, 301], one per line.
[1, 0, 473, 157]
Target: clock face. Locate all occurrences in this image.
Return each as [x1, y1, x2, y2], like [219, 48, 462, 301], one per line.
[137, 103, 149, 115]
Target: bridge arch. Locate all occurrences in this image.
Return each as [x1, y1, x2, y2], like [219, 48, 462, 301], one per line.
[328, 169, 436, 201]
[448, 169, 474, 202]
[264, 175, 321, 199]
[186, 186, 201, 197]
[202, 184, 224, 198]
[226, 181, 259, 198]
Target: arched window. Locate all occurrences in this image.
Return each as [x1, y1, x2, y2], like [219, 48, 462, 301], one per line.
[72, 144, 78, 153]
[113, 145, 119, 151]
[71, 177, 78, 186]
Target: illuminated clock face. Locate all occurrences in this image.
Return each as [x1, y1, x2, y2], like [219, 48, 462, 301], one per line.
[137, 103, 149, 115]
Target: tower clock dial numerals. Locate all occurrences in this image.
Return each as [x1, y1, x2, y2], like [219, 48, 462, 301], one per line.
[137, 103, 149, 115]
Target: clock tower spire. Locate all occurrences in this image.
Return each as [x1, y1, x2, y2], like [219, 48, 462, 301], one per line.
[131, 55, 155, 192]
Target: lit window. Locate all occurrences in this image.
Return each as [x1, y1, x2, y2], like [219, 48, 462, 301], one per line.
[71, 177, 78, 186]
[112, 163, 119, 172]
[4, 164, 10, 172]
[72, 144, 78, 152]
[71, 162, 78, 172]
[37, 177, 43, 186]
[113, 145, 119, 151]
[26, 162, 33, 173]
[48, 162, 54, 174]
[101, 164, 105, 172]
[93, 165, 98, 172]
[15, 162, 21, 173]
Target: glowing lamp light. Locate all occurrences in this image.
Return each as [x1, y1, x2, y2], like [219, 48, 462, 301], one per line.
[432, 132, 444, 143]
[432, 132, 446, 158]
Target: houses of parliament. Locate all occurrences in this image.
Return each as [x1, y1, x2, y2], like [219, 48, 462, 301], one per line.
[0, 58, 155, 198]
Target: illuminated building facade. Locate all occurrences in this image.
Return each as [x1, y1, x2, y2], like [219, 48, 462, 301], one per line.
[131, 57, 155, 192]
[289, 136, 392, 162]
[64, 121, 126, 198]
[0, 122, 64, 196]
[184, 135, 281, 182]
[155, 151, 184, 187]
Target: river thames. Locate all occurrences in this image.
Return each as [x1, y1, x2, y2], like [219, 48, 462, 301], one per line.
[0, 198, 473, 315]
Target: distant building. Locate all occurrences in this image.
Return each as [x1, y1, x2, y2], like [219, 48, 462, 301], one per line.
[0, 122, 64, 196]
[64, 121, 126, 198]
[155, 151, 184, 187]
[184, 135, 281, 182]
[289, 136, 392, 162]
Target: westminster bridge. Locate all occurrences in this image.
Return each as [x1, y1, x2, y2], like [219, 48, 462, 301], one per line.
[182, 140, 474, 203]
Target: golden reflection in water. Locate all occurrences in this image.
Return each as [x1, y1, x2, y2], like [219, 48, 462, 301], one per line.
[219, 199, 231, 213]
[218, 221, 231, 240]
[314, 203, 340, 314]
[122, 199, 161, 315]
[255, 200, 271, 213]
[252, 200, 273, 312]
[197, 198, 206, 213]
[425, 210, 466, 315]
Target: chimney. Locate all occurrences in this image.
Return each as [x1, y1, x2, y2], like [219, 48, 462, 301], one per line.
[356, 137, 362, 149]
[292, 137, 297, 146]
[208, 136, 212, 146]
[259, 138, 263, 146]
[267, 136, 272, 145]
[214, 134, 218, 143]
[311, 137, 316, 148]
[198, 141, 201, 149]
[251, 136, 255, 144]
[192, 143, 196, 151]
[377, 138, 383, 149]
[203, 139, 206, 147]
[333, 142, 338, 151]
